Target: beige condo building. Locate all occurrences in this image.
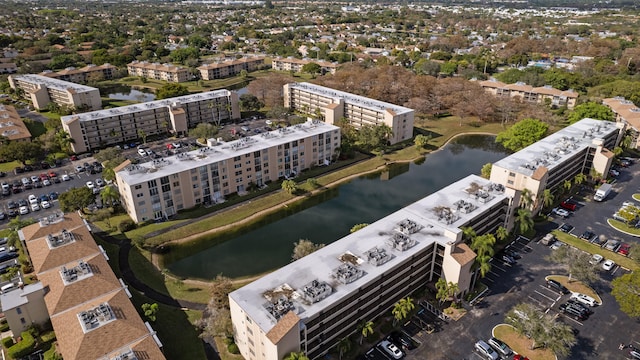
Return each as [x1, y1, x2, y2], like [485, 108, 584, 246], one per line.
[272, 57, 339, 75]
[8, 74, 102, 111]
[284, 82, 415, 145]
[127, 61, 189, 82]
[229, 175, 512, 360]
[602, 97, 640, 149]
[115, 121, 341, 223]
[198, 57, 265, 80]
[490, 118, 623, 214]
[479, 79, 579, 109]
[62, 90, 240, 153]
[0, 104, 32, 142]
[39, 63, 117, 83]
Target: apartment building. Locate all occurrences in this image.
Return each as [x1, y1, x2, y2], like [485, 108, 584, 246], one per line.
[229, 175, 511, 360]
[18, 212, 165, 360]
[39, 63, 117, 83]
[115, 121, 341, 223]
[284, 82, 414, 145]
[127, 61, 189, 82]
[490, 118, 623, 213]
[0, 62, 17, 74]
[479, 79, 578, 109]
[272, 57, 339, 75]
[0, 104, 32, 142]
[8, 74, 102, 111]
[198, 57, 265, 80]
[602, 97, 640, 149]
[62, 90, 240, 153]
[0, 283, 49, 338]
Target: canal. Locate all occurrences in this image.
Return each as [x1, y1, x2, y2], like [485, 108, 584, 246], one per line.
[165, 134, 510, 279]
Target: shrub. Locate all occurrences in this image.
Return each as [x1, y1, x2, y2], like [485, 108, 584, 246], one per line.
[8, 331, 36, 359]
[2, 336, 14, 348]
[118, 219, 136, 233]
[223, 337, 234, 345]
[0, 321, 9, 332]
[227, 343, 239, 354]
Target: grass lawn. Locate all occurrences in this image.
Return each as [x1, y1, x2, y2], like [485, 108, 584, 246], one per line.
[102, 98, 138, 108]
[552, 230, 638, 271]
[493, 324, 556, 360]
[214, 337, 244, 360]
[633, 193, 640, 202]
[414, 115, 504, 148]
[0, 160, 20, 172]
[37, 110, 61, 122]
[546, 275, 601, 303]
[23, 118, 47, 138]
[608, 218, 640, 236]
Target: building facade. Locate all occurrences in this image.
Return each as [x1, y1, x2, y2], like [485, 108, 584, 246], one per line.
[283, 82, 415, 145]
[115, 121, 341, 223]
[39, 63, 117, 83]
[0, 283, 49, 337]
[479, 79, 578, 109]
[127, 61, 189, 82]
[62, 90, 240, 153]
[198, 57, 265, 80]
[602, 97, 640, 149]
[272, 57, 339, 75]
[229, 175, 511, 360]
[490, 118, 623, 213]
[18, 212, 165, 360]
[0, 104, 32, 142]
[0, 62, 17, 74]
[8, 74, 102, 111]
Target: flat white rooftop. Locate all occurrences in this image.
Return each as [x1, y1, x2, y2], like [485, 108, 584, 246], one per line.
[230, 174, 508, 335]
[492, 118, 619, 176]
[12, 74, 97, 93]
[61, 90, 231, 124]
[289, 82, 413, 115]
[117, 121, 339, 185]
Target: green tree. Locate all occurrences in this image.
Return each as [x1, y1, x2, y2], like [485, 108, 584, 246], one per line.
[239, 93, 264, 112]
[337, 337, 351, 360]
[0, 141, 42, 165]
[188, 123, 219, 140]
[358, 321, 374, 345]
[282, 179, 297, 195]
[141, 303, 159, 322]
[435, 278, 459, 305]
[59, 187, 95, 212]
[515, 208, 534, 235]
[563, 179, 573, 193]
[505, 303, 576, 354]
[350, 223, 369, 233]
[520, 188, 533, 208]
[414, 134, 431, 149]
[567, 102, 614, 124]
[156, 83, 190, 99]
[355, 124, 393, 152]
[284, 352, 309, 360]
[306, 178, 319, 189]
[90, 207, 114, 230]
[542, 189, 554, 210]
[573, 173, 587, 187]
[495, 118, 549, 152]
[291, 239, 325, 261]
[611, 271, 640, 318]
[392, 297, 415, 325]
[480, 163, 492, 179]
[546, 245, 599, 284]
[100, 185, 120, 207]
[301, 62, 322, 77]
[495, 226, 508, 243]
[137, 129, 147, 144]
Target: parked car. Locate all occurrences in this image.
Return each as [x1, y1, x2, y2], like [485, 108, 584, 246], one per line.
[552, 208, 570, 218]
[40, 200, 51, 209]
[501, 254, 516, 265]
[504, 248, 521, 260]
[617, 243, 631, 256]
[589, 254, 603, 265]
[580, 230, 595, 242]
[19, 206, 29, 215]
[49, 192, 59, 200]
[604, 239, 620, 252]
[61, 174, 71, 181]
[560, 303, 588, 321]
[570, 293, 599, 307]
[559, 223, 574, 233]
[474, 340, 499, 360]
[86, 181, 95, 189]
[488, 337, 513, 357]
[609, 169, 620, 177]
[388, 332, 416, 351]
[546, 279, 569, 294]
[567, 299, 593, 315]
[379, 340, 403, 360]
[560, 200, 577, 211]
[30, 203, 40, 212]
[541, 233, 556, 246]
[602, 259, 616, 271]
[95, 178, 105, 187]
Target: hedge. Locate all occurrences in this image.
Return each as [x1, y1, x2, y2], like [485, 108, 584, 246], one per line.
[227, 343, 239, 354]
[1, 336, 14, 348]
[8, 331, 36, 358]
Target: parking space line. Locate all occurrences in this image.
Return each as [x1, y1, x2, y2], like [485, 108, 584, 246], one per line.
[527, 295, 545, 307]
[533, 290, 556, 302]
[491, 263, 507, 272]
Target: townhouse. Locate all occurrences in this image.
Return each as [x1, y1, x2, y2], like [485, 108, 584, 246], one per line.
[283, 82, 414, 145]
[8, 74, 102, 111]
[16, 212, 165, 360]
[127, 61, 189, 83]
[0, 104, 32, 142]
[61, 90, 240, 153]
[602, 97, 640, 149]
[229, 175, 511, 360]
[115, 121, 341, 223]
[479, 79, 579, 109]
[272, 57, 339, 75]
[198, 57, 265, 80]
[39, 63, 117, 83]
[490, 118, 623, 213]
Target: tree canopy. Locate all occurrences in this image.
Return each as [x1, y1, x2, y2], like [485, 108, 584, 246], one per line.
[188, 123, 219, 140]
[59, 187, 95, 212]
[0, 141, 42, 165]
[291, 239, 325, 261]
[239, 93, 264, 112]
[156, 83, 190, 99]
[495, 118, 549, 152]
[567, 102, 615, 124]
[611, 271, 640, 318]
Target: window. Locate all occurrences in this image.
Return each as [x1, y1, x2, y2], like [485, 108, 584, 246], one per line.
[509, 172, 516, 177]
[16, 307, 21, 314]
[507, 180, 514, 185]
[193, 184, 199, 189]
[20, 318, 25, 325]
[138, 201, 146, 206]
[173, 182, 180, 187]
[136, 193, 144, 198]
[134, 185, 142, 190]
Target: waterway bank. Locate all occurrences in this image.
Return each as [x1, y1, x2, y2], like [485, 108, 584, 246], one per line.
[153, 131, 502, 282]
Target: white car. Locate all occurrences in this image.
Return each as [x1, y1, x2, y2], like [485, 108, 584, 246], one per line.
[41, 200, 51, 209]
[379, 340, 403, 360]
[61, 174, 71, 181]
[86, 181, 95, 189]
[589, 254, 603, 265]
[138, 148, 148, 157]
[550, 241, 566, 250]
[43, 179, 51, 186]
[75, 165, 84, 173]
[95, 178, 105, 187]
[552, 208, 570, 218]
[28, 194, 37, 204]
[602, 259, 615, 271]
[475, 340, 499, 360]
[30, 203, 40, 211]
[570, 292, 599, 307]
[19, 206, 29, 215]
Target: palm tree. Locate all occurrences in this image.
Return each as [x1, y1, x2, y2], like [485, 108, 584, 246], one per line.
[573, 173, 586, 187]
[284, 352, 309, 360]
[495, 226, 508, 243]
[461, 226, 476, 244]
[515, 208, 534, 235]
[563, 179, 572, 193]
[476, 254, 492, 278]
[138, 129, 147, 144]
[101, 185, 120, 206]
[519, 188, 533, 208]
[471, 234, 496, 258]
[392, 297, 415, 325]
[358, 321, 374, 345]
[541, 189, 554, 210]
[337, 337, 351, 360]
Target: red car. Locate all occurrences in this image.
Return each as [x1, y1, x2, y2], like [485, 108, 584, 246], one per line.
[48, 171, 57, 178]
[617, 243, 631, 256]
[513, 355, 530, 360]
[560, 200, 577, 211]
[39, 173, 49, 181]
